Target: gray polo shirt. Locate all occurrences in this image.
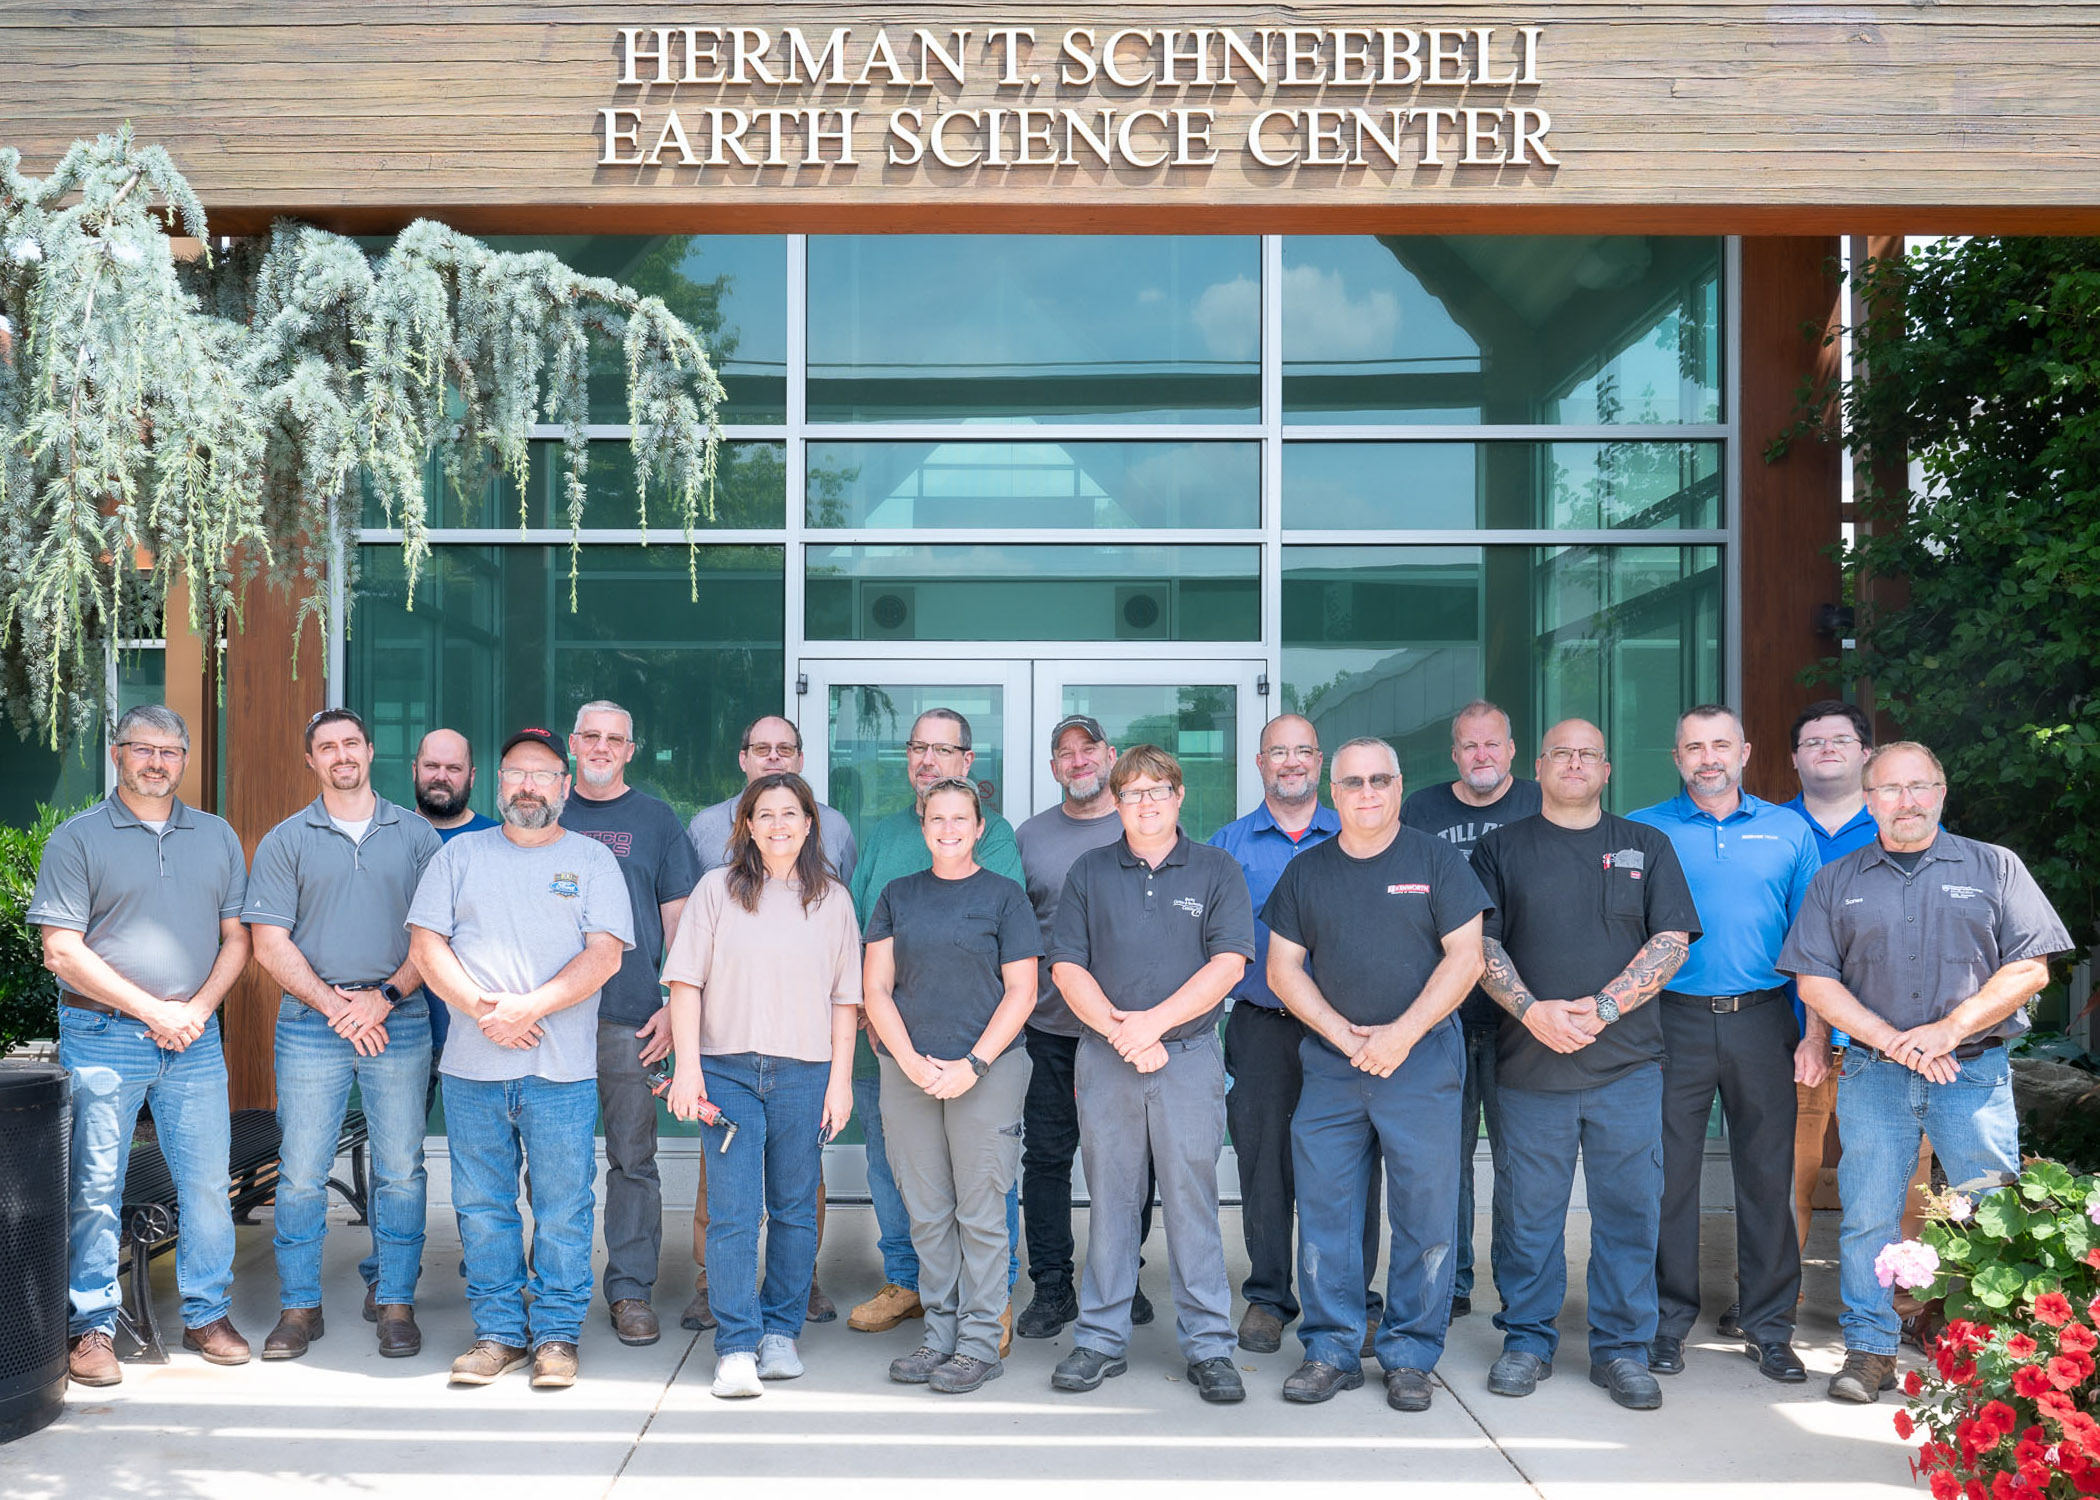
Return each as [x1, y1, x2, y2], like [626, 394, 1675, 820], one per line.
[1015, 802, 1129, 1037]
[29, 793, 247, 1003]
[242, 795, 441, 988]
[1777, 830, 2071, 1040]
[1047, 832, 1256, 1042]
[688, 795, 858, 886]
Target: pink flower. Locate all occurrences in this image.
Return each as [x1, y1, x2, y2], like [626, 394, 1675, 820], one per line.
[1877, 1238, 1942, 1290]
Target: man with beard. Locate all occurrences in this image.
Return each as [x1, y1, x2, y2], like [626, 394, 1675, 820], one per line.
[1400, 700, 1541, 1322]
[410, 730, 499, 1103]
[557, 700, 700, 1349]
[244, 709, 443, 1359]
[409, 727, 633, 1390]
[1630, 707, 1819, 1384]
[34, 705, 252, 1385]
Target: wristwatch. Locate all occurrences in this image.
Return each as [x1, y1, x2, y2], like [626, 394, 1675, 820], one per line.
[379, 983, 404, 1009]
[965, 1052, 991, 1078]
[1594, 993, 1621, 1025]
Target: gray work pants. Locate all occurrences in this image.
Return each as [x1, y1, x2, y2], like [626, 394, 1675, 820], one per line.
[1071, 1031, 1235, 1364]
[595, 1020, 663, 1305]
[879, 1050, 1032, 1362]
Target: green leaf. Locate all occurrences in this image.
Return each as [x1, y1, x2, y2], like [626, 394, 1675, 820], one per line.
[1974, 1262, 2026, 1309]
[1976, 1195, 2029, 1239]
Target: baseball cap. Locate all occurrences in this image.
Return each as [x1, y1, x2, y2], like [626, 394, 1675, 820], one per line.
[1048, 714, 1107, 751]
[499, 726, 569, 770]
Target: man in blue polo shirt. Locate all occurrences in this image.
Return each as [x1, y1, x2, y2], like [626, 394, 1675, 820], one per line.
[1630, 705, 1819, 1385]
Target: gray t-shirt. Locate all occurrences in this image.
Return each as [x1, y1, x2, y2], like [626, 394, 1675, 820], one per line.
[865, 867, 1042, 1061]
[29, 794, 248, 1003]
[406, 828, 635, 1083]
[561, 786, 702, 1028]
[688, 794, 858, 886]
[243, 796, 441, 987]
[1015, 802, 1128, 1036]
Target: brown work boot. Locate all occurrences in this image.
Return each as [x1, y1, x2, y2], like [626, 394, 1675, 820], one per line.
[263, 1307, 325, 1360]
[680, 1279, 717, 1332]
[363, 1282, 378, 1323]
[376, 1304, 421, 1358]
[450, 1339, 530, 1385]
[532, 1341, 579, 1389]
[68, 1330, 121, 1387]
[849, 1283, 924, 1333]
[1827, 1348, 1899, 1404]
[182, 1316, 252, 1366]
[999, 1302, 1013, 1358]
[611, 1298, 661, 1346]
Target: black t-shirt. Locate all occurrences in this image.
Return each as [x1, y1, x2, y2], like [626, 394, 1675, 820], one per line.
[866, 867, 1041, 1061]
[1401, 778, 1544, 1028]
[1261, 828, 1491, 1057]
[1470, 812, 1703, 1093]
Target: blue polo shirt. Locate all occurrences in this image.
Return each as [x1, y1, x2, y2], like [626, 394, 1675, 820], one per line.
[1207, 801, 1340, 1010]
[1781, 793, 1879, 1040]
[1628, 789, 1820, 996]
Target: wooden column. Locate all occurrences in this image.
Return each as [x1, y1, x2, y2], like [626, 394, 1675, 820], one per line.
[159, 571, 216, 811]
[220, 572, 326, 1109]
[1739, 237, 1845, 801]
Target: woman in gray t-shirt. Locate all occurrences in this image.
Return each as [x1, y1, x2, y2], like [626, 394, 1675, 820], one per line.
[863, 777, 1041, 1394]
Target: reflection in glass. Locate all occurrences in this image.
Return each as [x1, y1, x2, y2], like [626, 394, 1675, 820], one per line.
[350, 544, 784, 821]
[826, 683, 1008, 848]
[807, 545, 1259, 642]
[807, 442, 1258, 530]
[1282, 545, 1719, 811]
[1283, 442, 1721, 530]
[1282, 236, 1722, 425]
[808, 236, 1260, 423]
[1059, 683, 1238, 841]
[362, 440, 786, 532]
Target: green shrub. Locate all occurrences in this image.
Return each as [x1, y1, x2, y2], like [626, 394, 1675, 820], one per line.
[0, 800, 91, 1054]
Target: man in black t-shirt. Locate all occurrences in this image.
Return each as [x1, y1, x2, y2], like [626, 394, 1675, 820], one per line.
[1266, 739, 1489, 1415]
[1470, 719, 1701, 1413]
[1399, 698, 1542, 1322]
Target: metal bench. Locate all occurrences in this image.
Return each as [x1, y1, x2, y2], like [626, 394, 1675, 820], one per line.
[115, 1106, 370, 1362]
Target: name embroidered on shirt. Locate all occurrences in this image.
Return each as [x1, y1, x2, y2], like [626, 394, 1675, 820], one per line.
[1387, 883, 1431, 896]
[1844, 896, 1865, 906]
[1172, 896, 1205, 917]
[549, 873, 582, 899]
[1942, 884, 1984, 900]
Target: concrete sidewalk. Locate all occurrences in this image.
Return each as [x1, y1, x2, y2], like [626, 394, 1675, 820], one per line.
[1, 1204, 1919, 1499]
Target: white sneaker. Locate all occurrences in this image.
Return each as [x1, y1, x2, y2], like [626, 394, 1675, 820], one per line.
[756, 1333, 804, 1380]
[711, 1352, 763, 1399]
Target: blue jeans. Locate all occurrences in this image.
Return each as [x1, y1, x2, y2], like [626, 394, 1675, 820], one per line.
[706, 1053, 830, 1355]
[1454, 1019, 1503, 1301]
[857, 1069, 1019, 1291]
[443, 1074, 598, 1349]
[1294, 1027, 1464, 1374]
[1835, 1047, 2020, 1355]
[1493, 1064, 1664, 1367]
[274, 997, 431, 1309]
[58, 1005, 235, 1336]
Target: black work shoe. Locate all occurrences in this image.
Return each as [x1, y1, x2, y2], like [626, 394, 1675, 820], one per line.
[1186, 1356, 1246, 1404]
[1131, 1286, 1156, 1326]
[1648, 1333, 1686, 1375]
[1589, 1357, 1663, 1410]
[1052, 1346, 1127, 1392]
[1384, 1367, 1434, 1412]
[930, 1354, 1002, 1394]
[1748, 1340, 1808, 1383]
[1449, 1294, 1472, 1319]
[1487, 1350, 1552, 1397]
[889, 1345, 949, 1385]
[1016, 1284, 1078, 1340]
[1282, 1360, 1364, 1404]
[1237, 1304, 1284, 1354]
[1716, 1300, 1743, 1338]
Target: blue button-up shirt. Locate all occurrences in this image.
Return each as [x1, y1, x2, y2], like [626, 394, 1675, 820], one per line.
[1628, 789, 1820, 996]
[1781, 794, 1878, 864]
[1207, 801, 1340, 1009]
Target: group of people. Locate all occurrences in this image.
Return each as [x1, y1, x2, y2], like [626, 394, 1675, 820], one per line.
[34, 689, 2067, 1415]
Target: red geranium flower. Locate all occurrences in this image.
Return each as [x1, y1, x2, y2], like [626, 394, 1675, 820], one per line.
[2052, 1354, 2093, 1391]
[2037, 1292, 2076, 1328]
[1896, 1409, 1916, 1440]
[1981, 1400, 2020, 1437]
[2006, 1332, 2042, 1360]
[2063, 1322, 2100, 1357]
[1905, 1369, 1925, 1397]
[1928, 1472, 1961, 1500]
[2014, 1364, 2054, 1398]
[2039, 1390, 2079, 1422]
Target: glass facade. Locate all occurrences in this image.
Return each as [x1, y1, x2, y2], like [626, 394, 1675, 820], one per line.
[347, 234, 1732, 819]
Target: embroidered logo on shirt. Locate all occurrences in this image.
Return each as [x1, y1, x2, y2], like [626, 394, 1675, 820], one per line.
[1844, 897, 1865, 906]
[1942, 884, 1984, 900]
[1172, 896, 1205, 917]
[1387, 883, 1431, 896]
[549, 872, 582, 899]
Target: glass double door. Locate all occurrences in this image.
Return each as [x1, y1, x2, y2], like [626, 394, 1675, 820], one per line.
[801, 658, 1266, 850]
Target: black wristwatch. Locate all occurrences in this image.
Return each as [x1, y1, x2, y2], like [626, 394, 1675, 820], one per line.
[379, 983, 404, 1009]
[965, 1052, 990, 1078]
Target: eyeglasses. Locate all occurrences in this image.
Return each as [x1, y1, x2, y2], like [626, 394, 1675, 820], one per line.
[742, 741, 800, 758]
[573, 731, 633, 749]
[1866, 781, 1944, 801]
[1116, 784, 1177, 805]
[1334, 774, 1397, 792]
[1799, 735, 1862, 752]
[905, 740, 966, 758]
[114, 742, 186, 762]
[497, 768, 565, 788]
[1545, 747, 1605, 766]
[1259, 745, 1320, 762]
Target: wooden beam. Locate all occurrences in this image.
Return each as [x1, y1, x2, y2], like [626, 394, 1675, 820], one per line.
[159, 571, 216, 812]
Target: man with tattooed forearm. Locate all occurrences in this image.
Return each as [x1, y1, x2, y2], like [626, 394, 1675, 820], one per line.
[1468, 719, 1701, 1414]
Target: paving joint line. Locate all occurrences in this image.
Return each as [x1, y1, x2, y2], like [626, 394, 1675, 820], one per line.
[1437, 1372, 1546, 1498]
[602, 1326, 702, 1496]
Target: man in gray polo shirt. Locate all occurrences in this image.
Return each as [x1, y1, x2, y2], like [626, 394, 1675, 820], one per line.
[409, 727, 633, 1390]
[244, 708, 442, 1361]
[1778, 739, 2070, 1405]
[32, 704, 252, 1385]
[1047, 744, 1255, 1404]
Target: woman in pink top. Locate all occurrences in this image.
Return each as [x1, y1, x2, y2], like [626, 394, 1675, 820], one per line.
[664, 772, 858, 1400]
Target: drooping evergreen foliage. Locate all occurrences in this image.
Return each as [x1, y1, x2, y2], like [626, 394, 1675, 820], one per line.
[0, 128, 722, 744]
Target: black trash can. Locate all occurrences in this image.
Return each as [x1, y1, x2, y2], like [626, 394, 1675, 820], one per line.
[0, 1061, 70, 1443]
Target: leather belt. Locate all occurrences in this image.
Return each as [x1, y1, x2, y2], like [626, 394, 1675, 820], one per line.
[1663, 987, 1784, 1015]
[60, 992, 117, 1015]
[1855, 1037, 2004, 1064]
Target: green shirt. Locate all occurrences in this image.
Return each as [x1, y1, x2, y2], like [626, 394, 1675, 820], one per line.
[846, 807, 1024, 1078]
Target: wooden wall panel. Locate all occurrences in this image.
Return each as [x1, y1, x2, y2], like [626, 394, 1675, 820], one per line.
[1739, 236, 1843, 803]
[4, 3, 2100, 233]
